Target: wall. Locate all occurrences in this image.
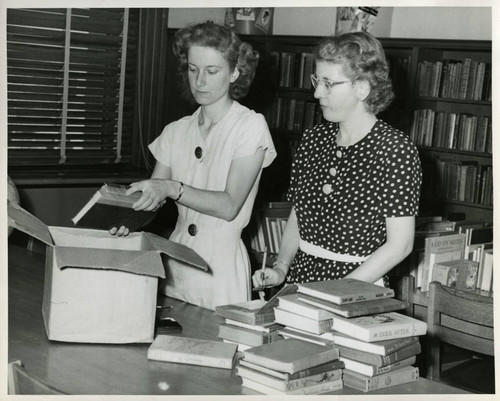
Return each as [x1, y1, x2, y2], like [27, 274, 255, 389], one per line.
[168, 6, 491, 40]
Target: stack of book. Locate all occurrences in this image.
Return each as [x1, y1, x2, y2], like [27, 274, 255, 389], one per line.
[215, 285, 296, 351]
[237, 338, 344, 395]
[274, 278, 427, 392]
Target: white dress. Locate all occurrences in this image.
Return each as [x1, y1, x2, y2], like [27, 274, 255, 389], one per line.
[149, 101, 276, 310]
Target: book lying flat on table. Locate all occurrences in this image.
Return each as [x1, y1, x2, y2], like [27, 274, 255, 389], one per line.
[329, 331, 419, 356]
[238, 358, 345, 382]
[241, 376, 343, 395]
[297, 293, 409, 318]
[72, 183, 156, 231]
[237, 364, 343, 392]
[343, 365, 419, 392]
[331, 312, 427, 342]
[335, 341, 421, 367]
[217, 323, 281, 347]
[147, 335, 237, 369]
[296, 278, 394, 305]
[242, 338, 339, 374]
[341, 355, 417, 377]
[215, 284, 297, 325]
[274, 307, 333, 335]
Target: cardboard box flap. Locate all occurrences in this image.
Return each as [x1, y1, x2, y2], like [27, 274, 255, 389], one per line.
[144, 232, 208, 272]
[54, 247, 166, 278]
[8, 201, 53, 246]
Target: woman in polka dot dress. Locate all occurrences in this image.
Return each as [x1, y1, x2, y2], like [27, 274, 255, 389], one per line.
[253, 31, 422, 289]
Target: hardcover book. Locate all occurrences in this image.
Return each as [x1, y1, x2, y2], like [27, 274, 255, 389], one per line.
[274, 307, 333, 335]
[147, 335, 237, 369]
[296, 278, 394, 305]
[279, 327, 335, 347]
[278, 293, 335, 320]
[72, 183, 156, 231]
[420, 233, 467, 291]
[241, 377, 343, 395]
[329, 332, 419, 356]
[215, 284, 297, 325]
[340, 355, 416, 377]
[335, 341, 421, 367]
[217, 323, 281, 347]
[431, 258, 479, 291]
[297, 293, 408, 318]
[331, 312, 427, 342]
[237, 364, 342, 391]
[238, 358, 345, 381]
[242, 338, 340, 374]
[343, 365, 419, 392]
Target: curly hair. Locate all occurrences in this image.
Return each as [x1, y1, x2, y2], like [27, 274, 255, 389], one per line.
[314, 31, 394, 115]
[173, 21, 259, 102]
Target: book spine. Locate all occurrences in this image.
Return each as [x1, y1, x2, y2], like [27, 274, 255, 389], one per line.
[287, 369, 342, 390]
[366, 323, 426, 342]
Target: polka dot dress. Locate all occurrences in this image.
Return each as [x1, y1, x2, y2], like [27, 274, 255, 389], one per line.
[286, 119, 422, 284]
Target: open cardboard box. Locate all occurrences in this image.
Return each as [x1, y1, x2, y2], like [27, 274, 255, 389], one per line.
[8, 201, 208, 344]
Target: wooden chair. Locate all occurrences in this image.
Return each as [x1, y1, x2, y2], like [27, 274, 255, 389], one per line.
[426, 281, 494, 392]
[8, 360, 67, 395]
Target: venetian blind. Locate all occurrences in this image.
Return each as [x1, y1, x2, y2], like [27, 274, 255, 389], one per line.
[7, 8, 138, 168]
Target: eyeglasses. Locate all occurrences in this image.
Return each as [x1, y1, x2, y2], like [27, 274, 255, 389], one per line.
[310, 74, 353, 93]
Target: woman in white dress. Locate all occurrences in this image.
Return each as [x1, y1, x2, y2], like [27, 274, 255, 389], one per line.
[112, 21, 276, 310]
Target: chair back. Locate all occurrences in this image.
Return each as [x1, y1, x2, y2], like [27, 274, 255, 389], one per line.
[8, 360, 67, 395]
[426, 281, 494, 380]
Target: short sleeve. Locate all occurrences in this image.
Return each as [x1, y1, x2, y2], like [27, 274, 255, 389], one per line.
[148, 124, 173, 167]
[380, 139, 422, 217]
[232, 113, 276, 168]
[286, 131, 309, 203]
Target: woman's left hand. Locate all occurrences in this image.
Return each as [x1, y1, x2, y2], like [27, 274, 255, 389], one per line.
[126, 179, 171, 211]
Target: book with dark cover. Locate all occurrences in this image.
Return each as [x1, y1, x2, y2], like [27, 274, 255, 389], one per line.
[297, 293, 409, 318]
[215, 284, 297, 325]
[147, 335, 237, 369]
[343, 365, 419, 392]
[242, 338, 339, 374]
[296, 278, 394, 305]
[237, 364, 342, 391]
[336, 341, 421, 367]
[217, 323, 281, 347]
[72, 183, 156, 232]
[331, 312, 427, 342]
[238, 358, 345, 381]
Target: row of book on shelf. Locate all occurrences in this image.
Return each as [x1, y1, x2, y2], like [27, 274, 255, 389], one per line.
[431, 158, 492, 206]
[246, 201, 292, 256]
[214, 278, 425, 394]
[409, 109, 491, 153]
[412, 217, 493, 293]
[270, 50, 314, 89]
[267, 96, 323, 133]
[415, 58, 491, 102]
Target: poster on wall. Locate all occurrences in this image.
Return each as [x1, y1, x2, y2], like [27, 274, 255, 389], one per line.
[224, 8, 274, 35]
[335, 7, 380, 34]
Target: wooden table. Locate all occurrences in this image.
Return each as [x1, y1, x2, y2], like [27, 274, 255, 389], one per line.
[8, 243, 470, 395]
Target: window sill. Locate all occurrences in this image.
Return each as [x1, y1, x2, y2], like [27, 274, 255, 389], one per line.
[9, 168, 150, 188]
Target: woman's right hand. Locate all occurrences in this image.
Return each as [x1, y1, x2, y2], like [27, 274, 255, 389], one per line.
[252, 267, 286, 290]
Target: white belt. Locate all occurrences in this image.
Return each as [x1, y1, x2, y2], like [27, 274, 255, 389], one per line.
[299, 239, 385, 287]
[299, 239, 369, 263]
